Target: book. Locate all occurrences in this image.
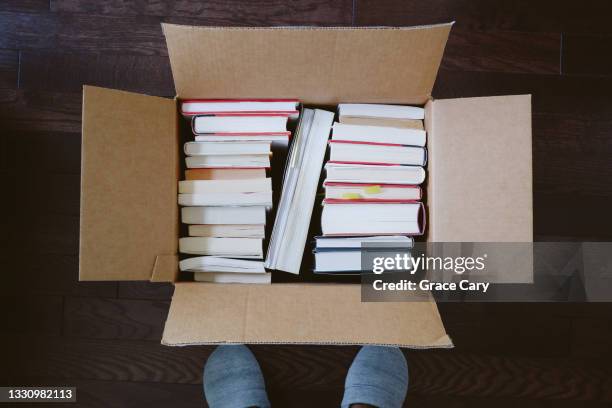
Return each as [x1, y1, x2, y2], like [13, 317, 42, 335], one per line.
[340, 116, 424, 130]
[178, 191, 272, 207]
[184, 141, 271, 156]
[323, 182, 421, 201]
[193, 114, 290, 134]
[332, 122, 426, 147]
[265, 108, 335, 274]
[186, 154, 270, 169]
[179, 175, 272, 206]
[315, 235, 414, 249]
[188, 224, 265, 238]
[194, 132, 291, 143]
[185, 168, 266, 180]
[193, 272, 271, 284]
[338, 103, 424, 120]
[179, 237, 263, 258]
[181, 99, 298, 115]
[182, 206, 267, 225]
[325, 163, 426, 185]
[329, 140, 426, 166]
[179, 179, 271, 194]
[321, 202, 424, 236]
[314, 248, 412, 274]
[179, 256, 266, 273]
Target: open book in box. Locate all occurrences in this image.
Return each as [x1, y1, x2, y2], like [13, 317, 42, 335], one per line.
[79, 24, 532, 347]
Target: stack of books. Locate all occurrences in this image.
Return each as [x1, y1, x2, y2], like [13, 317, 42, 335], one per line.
[177, 99, 299, 284]
[315, 104, 426, 274]
[265, 108, 335, 274]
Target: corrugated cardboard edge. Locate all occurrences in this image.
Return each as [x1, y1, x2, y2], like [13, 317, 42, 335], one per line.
[151, 254, 179, 282]
[161, 339, 454, 348]
[161, 283, 453, 348]
[162, 23, 454, 104]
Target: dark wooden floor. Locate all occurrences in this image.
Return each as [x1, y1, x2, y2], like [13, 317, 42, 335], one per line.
[2, 1, 612, 407]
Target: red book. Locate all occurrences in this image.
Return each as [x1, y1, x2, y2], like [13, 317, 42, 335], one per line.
[321, 202, 426, 236]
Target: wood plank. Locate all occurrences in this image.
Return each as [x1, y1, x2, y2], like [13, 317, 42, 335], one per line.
[533, 113, 612, 154]
[0, 90, 82, 133]
[2, 130, 80, 173]
[355, 0, 612, 34]
[0, 49, 18, 88]
[563, 33, 612, 77]
[534, 193, 612, 239]
[0, 295, 64, 336]
[534, 151, 612, 196]
[438, 303, 572, 358]
[16, 173, 80, 215]
[402, 395, 612, 408]
[0, 0, 49, 12]
[117, 282, 174, 300]
[5, 335, 612, 402]
[0, 255, 117, 298]
[9, 214, 79, 255]
[443, 29, 560, 74]
[0, 7, 352, 56]
[433, 68, 612, 119]
[51, 0, 353, 25]
[19, 51, 175, 96]
[570, 317, 612, 360]
[37, 380, 204, 408]
[0, 11, 167, 55]
[409, 350, 612, 401]
[7, 382, 612, 408]
[63, 297, 169, 341]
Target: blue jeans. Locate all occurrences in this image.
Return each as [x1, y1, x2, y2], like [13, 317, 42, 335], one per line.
[204, 345, 409, 408]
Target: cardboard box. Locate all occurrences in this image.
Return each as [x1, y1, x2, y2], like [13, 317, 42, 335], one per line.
[80, 23, 532, 347]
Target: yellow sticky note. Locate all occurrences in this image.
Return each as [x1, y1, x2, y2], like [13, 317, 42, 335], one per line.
[364, 185, 382, 194]
[341, 193, 362, 199]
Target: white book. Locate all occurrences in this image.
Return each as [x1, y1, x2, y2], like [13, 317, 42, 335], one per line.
[182, 206, 267, 225]
[329, 141, 426, 166]
[179, 256, 266, 273]
[179, 237, 263, 258]
[182, 99, 298, 114]
[315, 235, 414, 249]
[324, 182, 421, 201]
[188, 224, 265, 238]
[314, 249, 412, 273]
[193, 115, 289, 133]
[332, 122, 426, 147]
[338, 103, 424, 120]
[178, 191, 272, 207]
[194, 132, 290, 143]
[321, 203, 423, 236]
[194, 272, 271, 284]
[184, 141, 271, 156]
[325, 163, 426, 185]
[186, 154, 270, 169]
[179, 178, 271, 194]
[265, 108, 335, 274]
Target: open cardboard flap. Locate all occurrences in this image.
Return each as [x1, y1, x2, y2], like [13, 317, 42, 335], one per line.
[162, 283, 453, 347]
[80, 86, 179, 281]
[162, 24, 453, 105]
[427, 94, 533, 241]
[426, 95, 533, 283]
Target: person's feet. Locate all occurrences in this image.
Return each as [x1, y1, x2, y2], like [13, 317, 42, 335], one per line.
[203, 345, 270, 408]
[341, 346, 409, 408]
